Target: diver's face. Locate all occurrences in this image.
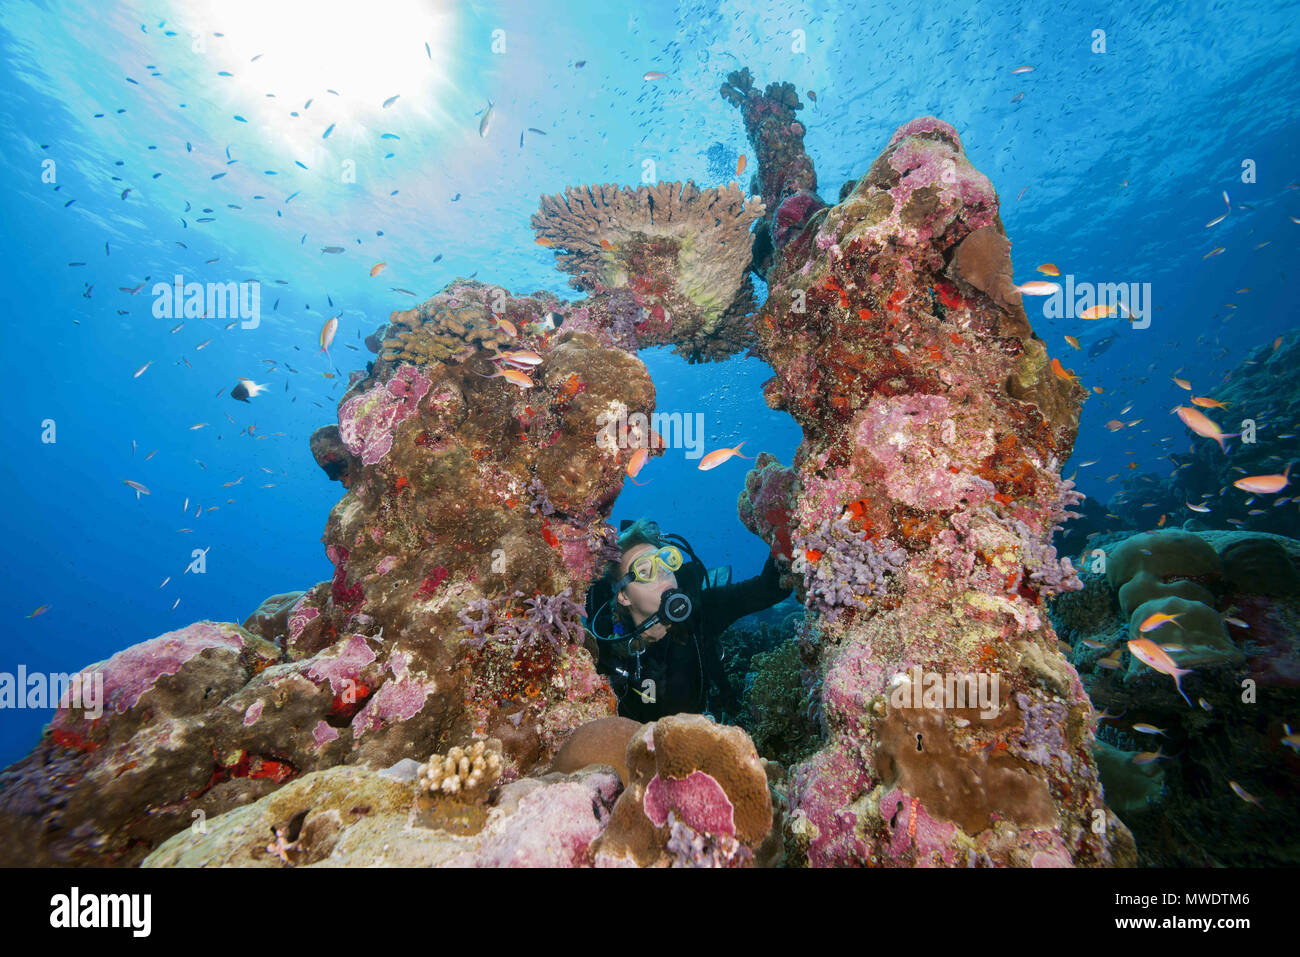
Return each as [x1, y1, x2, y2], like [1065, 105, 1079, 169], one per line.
[616, 543, 677, 622]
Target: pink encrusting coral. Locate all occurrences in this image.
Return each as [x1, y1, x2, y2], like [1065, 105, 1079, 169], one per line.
[737, 85, 1131, 867]
[643, 770, 737, 836]
[337, 363, 432, 466]
[306, 634, 377, 694]
[52, 621, 251, 723]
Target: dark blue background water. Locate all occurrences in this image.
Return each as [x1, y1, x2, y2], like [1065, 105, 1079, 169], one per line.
[2, 0, 1297, 767]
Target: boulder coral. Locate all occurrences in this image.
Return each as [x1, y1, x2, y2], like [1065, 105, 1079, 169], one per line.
[591, 714, 775, 867]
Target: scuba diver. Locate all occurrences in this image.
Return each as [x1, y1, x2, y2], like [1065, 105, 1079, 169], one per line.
[585, 518, 792, 722]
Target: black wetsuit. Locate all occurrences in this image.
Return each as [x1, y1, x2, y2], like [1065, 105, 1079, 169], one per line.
[598, 556, 791, 722]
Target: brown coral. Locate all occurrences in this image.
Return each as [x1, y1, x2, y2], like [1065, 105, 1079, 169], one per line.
[381, 298, 514, 365]
[591, 714, 773, 866]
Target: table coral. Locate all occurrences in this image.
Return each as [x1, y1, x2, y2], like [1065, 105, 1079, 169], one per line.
[531, 181, 765, 362]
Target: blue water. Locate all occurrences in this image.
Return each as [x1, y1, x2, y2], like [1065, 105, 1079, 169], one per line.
[1, 0, 1297, 767]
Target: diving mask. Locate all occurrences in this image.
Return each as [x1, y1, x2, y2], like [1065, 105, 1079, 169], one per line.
[617, 545, 683, 590]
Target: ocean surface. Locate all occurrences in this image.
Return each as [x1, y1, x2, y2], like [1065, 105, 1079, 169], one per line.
[1, 0, 1297, 771]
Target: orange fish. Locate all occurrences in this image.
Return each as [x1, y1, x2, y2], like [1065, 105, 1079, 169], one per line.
[600, 239, 614, 251]
[1273, 336, 1283, 351]
[1092, 385, 1106, 394]
[319, 316, 339, 361]
[475, 366, 534, 389]
[1190, 396, 1228, 409]
[1037, 263, 1061, 276]
[626, 447, 650, 486]
[1174, 405, 1234, 452]
[698, 441, 752, 471]
[370, 262, 386, 277]
[496, 318, 518, 338]
[1104, 419, 1125, 431]
[535, 237, 556, 248]
[1079, 304, 1117, 320]
[1172, 375, 1191, 390]
[1139, 612, 1183, 633]
[804, 549, 823, 563]
[1064, 334, 1080, 350]
[1127, 637, 1194, 706]
[1049, 357, 1078, 383]
[736, 154, 747, 175]
[1233, 464, 1291, 494]
[496, 349, 544, 367]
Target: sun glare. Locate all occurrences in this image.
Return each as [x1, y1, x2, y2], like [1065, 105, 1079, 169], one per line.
[173, 0, 456, 154]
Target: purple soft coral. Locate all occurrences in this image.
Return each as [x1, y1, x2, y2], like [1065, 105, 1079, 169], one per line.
[792, 518, 907, 621]
[457, 588, 585, 654]
[527, 478, 557, 517]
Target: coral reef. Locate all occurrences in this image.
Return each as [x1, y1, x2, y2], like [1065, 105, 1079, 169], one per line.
[337, 363, 432, 467]
[309, 425, 359, 487]
[740, 637, 823, 767]
[0, 278, 656, 866]
[547, 716, 642, 785]
[141, 761, 623, 868]
[531, 181, 765, 362]
[737, 451, 797, 569]
[791, 517, 908, 621]
[1051, 526, 1300, 866]
[720, 68, 822, 272]
[733, 88, 1128, 866]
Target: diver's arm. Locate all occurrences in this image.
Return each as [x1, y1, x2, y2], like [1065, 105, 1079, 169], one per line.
[700, 555, 793, 636]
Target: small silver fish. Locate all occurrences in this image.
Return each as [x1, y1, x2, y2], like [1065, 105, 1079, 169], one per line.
[478, 100, 494, 138]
